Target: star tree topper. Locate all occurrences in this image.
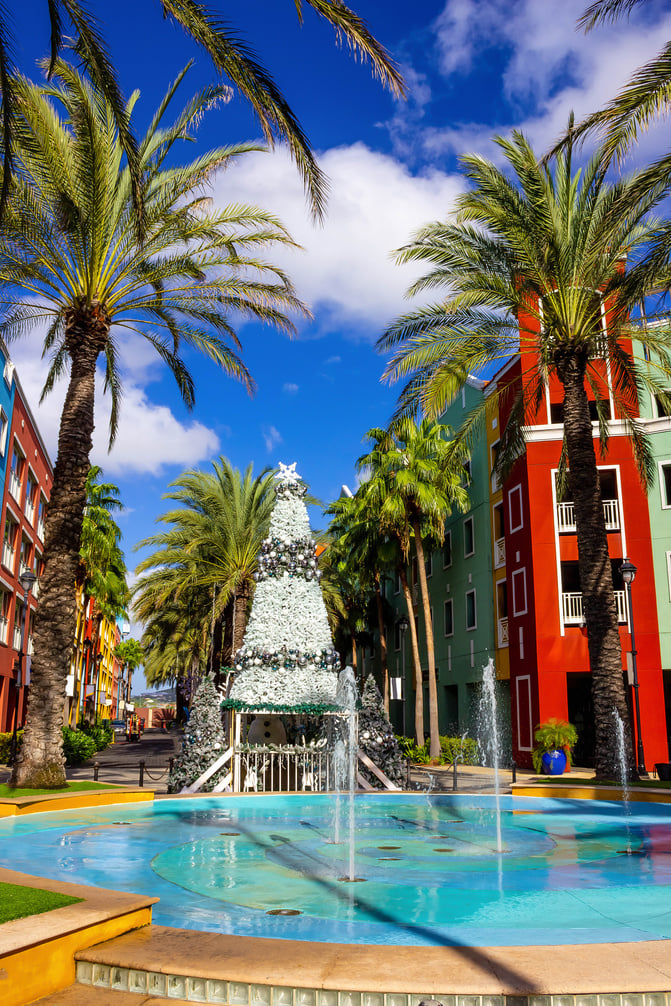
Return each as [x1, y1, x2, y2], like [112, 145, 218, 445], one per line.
[275, 462, 302, 484]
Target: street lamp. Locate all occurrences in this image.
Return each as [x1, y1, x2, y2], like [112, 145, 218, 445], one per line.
[398, 615, 409, 738]
[619, 557, 647, 777]
[9, 569, 37, 765]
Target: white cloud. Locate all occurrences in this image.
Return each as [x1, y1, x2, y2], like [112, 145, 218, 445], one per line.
[210, 144, 465, 336]
[396, 0, 671, 165]
[283, 382, 299, 394]
[9, 328, 220, 476]
[262, 425, 283, 452]
[324, 356, 341, 365]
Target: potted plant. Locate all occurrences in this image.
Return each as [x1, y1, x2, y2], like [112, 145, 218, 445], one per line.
[532, 718, 578, 775]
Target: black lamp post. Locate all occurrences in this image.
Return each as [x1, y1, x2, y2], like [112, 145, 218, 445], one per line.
[619, 557, 647, 777]
[398, 614, 409, 738]
[9, 569, 37, 765]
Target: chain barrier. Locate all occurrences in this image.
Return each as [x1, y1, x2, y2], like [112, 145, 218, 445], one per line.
[92, 757, 174, 787]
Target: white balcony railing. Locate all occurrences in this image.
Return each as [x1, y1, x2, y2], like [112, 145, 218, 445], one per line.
[37, 519, 45, 541]
[557, 499, 621, 533]
[0, 615, 8, 644]
[2, 542, 14, 571]
[562, 590, 627, 625]
[27, 634, 33, 656]
[494, 537, 505, 568]
[497, 617, 509, 647]
[9, 470, 21, 504]
[25, 500, 35, 525]
[19, 559, 30, 579]
[13, 622, 21, 650]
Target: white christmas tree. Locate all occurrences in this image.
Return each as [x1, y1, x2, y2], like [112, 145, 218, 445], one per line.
[228, 463, 341, 711]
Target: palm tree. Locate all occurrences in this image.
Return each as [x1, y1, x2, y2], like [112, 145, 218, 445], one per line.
[0, 1, 405, 220]
[5, 65, 306, 788]
[378, 130, 671, 778]
[134, 459, 276, 686]
[114, 638, 144, 714]
[357, 421, 468, 758]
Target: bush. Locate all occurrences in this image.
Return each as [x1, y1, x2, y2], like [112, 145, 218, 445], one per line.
[77, 720, 113, 752]
[439, 735, 479, 766]
[0, 730, 22, 764]
[62, 727, 97, 765]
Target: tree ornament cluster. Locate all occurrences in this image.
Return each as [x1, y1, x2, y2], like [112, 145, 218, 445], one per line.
[168, 675, 226, 792]
[229, 463, 341, 711]
[254, 534, 321, 582]
[357, 674, 407, 788]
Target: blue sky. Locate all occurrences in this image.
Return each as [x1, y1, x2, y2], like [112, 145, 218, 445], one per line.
[9, 0, 671, 686]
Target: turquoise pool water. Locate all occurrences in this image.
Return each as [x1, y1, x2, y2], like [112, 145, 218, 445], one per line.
[1, 793, 671, 946]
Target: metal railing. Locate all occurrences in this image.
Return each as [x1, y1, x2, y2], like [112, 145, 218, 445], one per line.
[562, 590, 627, 625]
[497, 616, 509, 647]
[494, 537, 505, 567]
[556, 499, 620, 532]
[235, 744, 333, 793]
[2, 542, 14, 571]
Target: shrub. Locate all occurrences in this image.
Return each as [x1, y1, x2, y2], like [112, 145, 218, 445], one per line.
[77, 720, 113, 752]
[62, 727, 97, 765]
[439, 736, 479, 766]
[0, 730, 22, 764]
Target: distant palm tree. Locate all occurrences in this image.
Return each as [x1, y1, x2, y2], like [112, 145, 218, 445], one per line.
[0, 0, 405, 220]
[114, 638, 144, 712]
[135, 459, 276, 684]
[5, 64, 305, 788]
[357, 421, 469, 755]
[379, 130, 671, 778]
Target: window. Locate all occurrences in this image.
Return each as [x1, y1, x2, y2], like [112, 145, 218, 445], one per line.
[8, 443, 24, 504]
[654, 391, 671, 418]
[466, 589, 477, 630]
[425, 552, 433, 578]
[444, 599, 454, 637]
[464, 517, 475, 557]
[661, 463, 671, 509]
[3, 358, 15, 388]
[0, 410, 8, 456]
[2, 513, 17, 572]
[443, 531, 452, 568]
[0, 589, 9, 644]
[462, 459, 472, 485]
[37, 495, 47, 540]
[393, 571, 401, 595]
[490, 440, 501, 490]
[19, 536, 32, 577]
[24, 471, 37, 524]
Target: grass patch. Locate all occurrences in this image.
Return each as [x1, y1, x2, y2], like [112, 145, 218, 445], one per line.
[0, 780, 124, 798]
[0, 881, 82, 923]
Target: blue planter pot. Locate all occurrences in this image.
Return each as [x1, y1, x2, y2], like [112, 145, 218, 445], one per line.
[541, 749, 567, 775]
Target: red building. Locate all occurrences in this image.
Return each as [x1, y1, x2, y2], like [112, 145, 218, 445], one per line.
[0, 375, 52, 734]
[491, 295, 668, 769]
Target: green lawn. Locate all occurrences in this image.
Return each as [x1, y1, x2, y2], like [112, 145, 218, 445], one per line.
[0, 780, 123, 798]
[0, 881, 82, 923]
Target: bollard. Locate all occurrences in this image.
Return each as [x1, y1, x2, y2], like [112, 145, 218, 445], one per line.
[511, 759, 517, 784]
[93, 762, 99, 782]
[169, 757, 174, 774]
[452, 757, 458, 791]
[139, 760, 145, 787]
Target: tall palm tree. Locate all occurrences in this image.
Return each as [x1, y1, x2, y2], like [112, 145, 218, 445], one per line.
[114, 637, 144, 713]
[357, 421, 469, 756]
[0, 1, 405, 221]
[4, 65, 306, 788]
[378, 130, 671, 778]
[134, 459, 276, 685]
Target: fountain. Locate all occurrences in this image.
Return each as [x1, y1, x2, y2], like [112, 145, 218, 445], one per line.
[334, 665, 359, 882]
[478, 657, 503, 853]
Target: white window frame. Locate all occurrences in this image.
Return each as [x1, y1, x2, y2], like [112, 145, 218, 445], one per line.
[667, 551, 671, 602]
[512, 567, 528, 617]
[508, 483, 524, 533]
[425, 551, 433, 578]
[465, 588, 477, 631]
[463, 517, 475, 558]
[659, 461, 671, 509]
[443, 530, 452, 569]
[0, 409, 8, 456]
[444, 598, 454, 637]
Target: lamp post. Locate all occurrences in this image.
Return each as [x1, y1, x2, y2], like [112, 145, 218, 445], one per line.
[93, 651, 103, 723]
[619, 557, 647, 777]
[398, 615, 409, 738]
[9, 569, 37, 765]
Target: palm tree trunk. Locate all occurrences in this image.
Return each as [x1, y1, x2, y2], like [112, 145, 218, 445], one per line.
[12, 318, 104, 788]
[374, 572, 389, 714]
[561, 355, 633, 779]
[399, 565, 423, 745]
[413, 520, 440, 758]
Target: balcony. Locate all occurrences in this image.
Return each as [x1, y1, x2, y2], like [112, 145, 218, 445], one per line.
[494, 537, 505, 568]
[562, 590, 627, 625]
[25, 499, 35, 525]
[9, 470, 22, 504]
[0, 615, 8, 645]
[497, 617, 509, 647]
[557, 499, 620, 533]
[37, 518, 45, 541]
[2, 542, 14, 571]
